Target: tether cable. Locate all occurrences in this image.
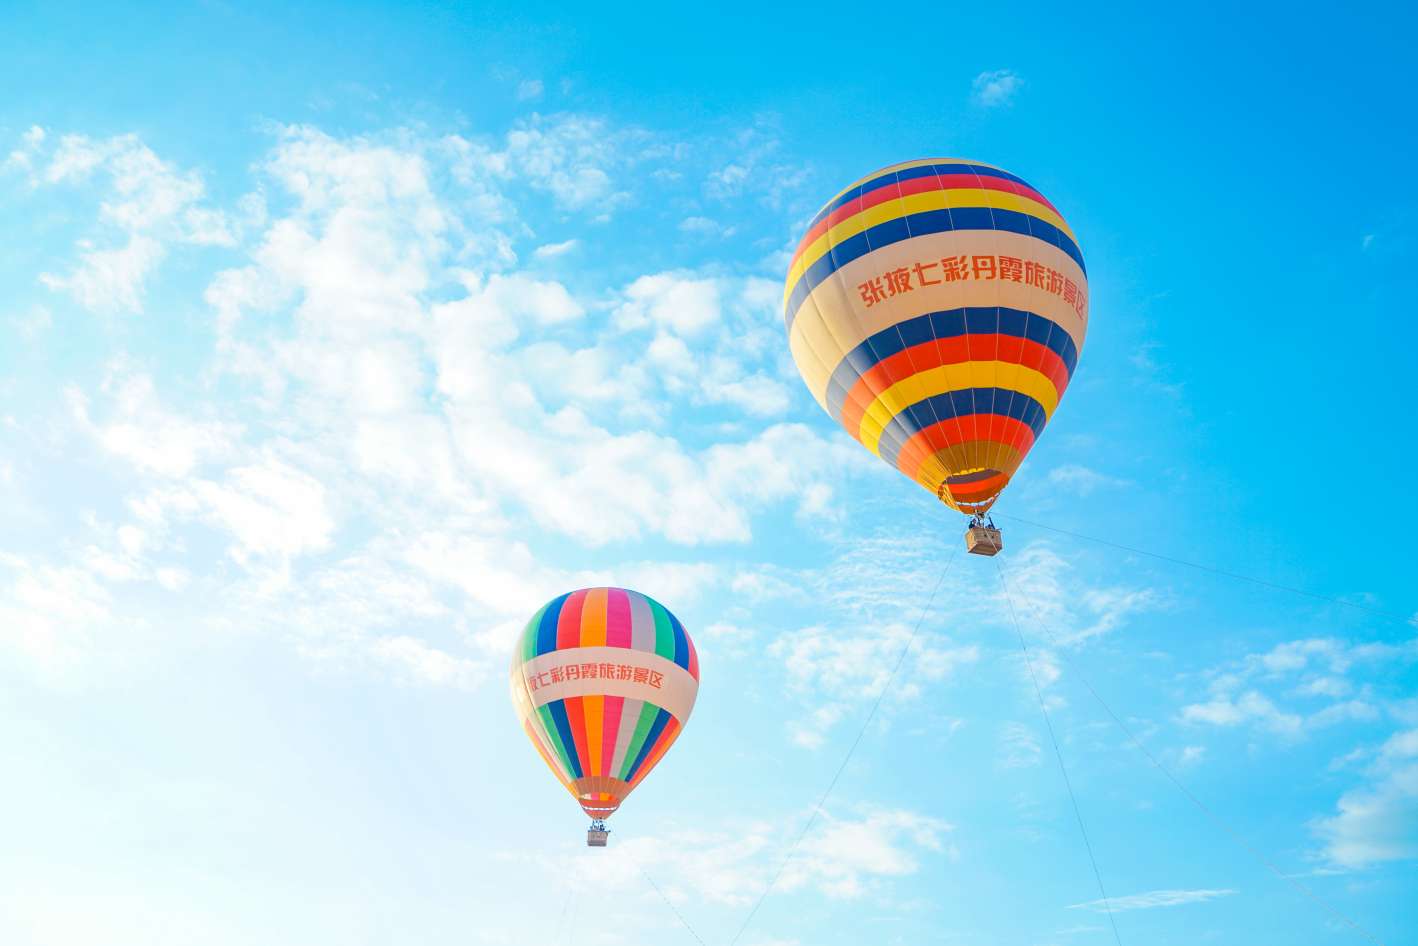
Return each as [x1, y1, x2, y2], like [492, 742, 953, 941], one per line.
[998, 558, 1388, 946]
[997, 558, 1124, 946]
[998, 513, 1414, 628]
[634, 859, 709, 946]
[727, 547, 959, 946]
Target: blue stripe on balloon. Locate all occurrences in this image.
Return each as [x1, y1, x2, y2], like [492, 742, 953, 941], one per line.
[876, 388, 1048, 471]
[803, 162, 1037, 233]
[546, 698, 583, 779]
[535, 592, 570, 657]
[823, 308, 1079, 422]
[783, 208, 1085, 331]
[624, 707, 671, 783]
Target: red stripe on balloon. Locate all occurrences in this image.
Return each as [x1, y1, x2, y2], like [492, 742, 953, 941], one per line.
[600, 695, 625, 777]
[895, 414, 1038, 482]
[556, 588, 588, 651]
[791, 173, 1061, 269]
[839, 335, 1069, 439]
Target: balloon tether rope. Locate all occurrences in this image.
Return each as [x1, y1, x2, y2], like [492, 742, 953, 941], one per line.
[634, 859, 708, 945]
[996, 557, 1388, 945]
[997, 513, 1414, 627]
[728, 548, 959, 946]
[997, 558, 1124, 946]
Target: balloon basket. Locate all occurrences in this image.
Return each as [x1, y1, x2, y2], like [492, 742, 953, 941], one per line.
[965, 523, 1003, 556]
[587, 821, 609, 847]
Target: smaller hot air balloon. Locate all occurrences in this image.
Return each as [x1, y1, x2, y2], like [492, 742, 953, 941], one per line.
[510, 587, 699, 846]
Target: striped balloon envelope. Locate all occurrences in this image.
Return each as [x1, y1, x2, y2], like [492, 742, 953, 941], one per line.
[783, 159, 1087, 516]
[509, 587, 699, 822]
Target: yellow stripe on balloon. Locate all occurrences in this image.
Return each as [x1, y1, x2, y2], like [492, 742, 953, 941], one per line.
[856, 361, 1062, 457]
[783, 188, 1076, 302]
[813, 157, 1004, 209]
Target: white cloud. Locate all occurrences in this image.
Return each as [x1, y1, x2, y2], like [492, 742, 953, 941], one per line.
[1181, 690, 1303, 737]
[1182, 635, 1417, 741]
[70, 370, 236, 478]
[1047, 464, 1131, 497]
[972, 69, 1024, 108]
[15, 120, 865, 698]
[1069, 888, 1235, 912]
[40, 235, 165, 313]
[563, 807, 951, 907]
[614, 271, 721, 336]
[679, 215, 735, 238]
[462, 271, 585, 326]
[1178, 745, 1206, 767]
[515, 78, 544, 101]
[532, 238, 578, 258]
[771, 621, 978, 748]
[500, 114, 637, 211]
[0, 553, 111, 667]
[1315, 728, 1418, 868]
[26, 130, 235, 313]
[999, 721, 1042, 768]
[368, 635, 484, 689]
[1005, 543, 1163, 645]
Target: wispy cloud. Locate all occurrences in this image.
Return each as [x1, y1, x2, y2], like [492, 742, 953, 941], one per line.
[21, 130, 236, 313]
[972, 69, 1024, 108]
[1069, 888, 1235, 912]
[519, 806, 953, 907]
[1047, 464, 1132, 497]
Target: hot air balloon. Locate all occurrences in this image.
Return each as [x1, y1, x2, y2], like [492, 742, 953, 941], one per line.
[783, 159, 1088, 555]
[509, 587, 699, 846]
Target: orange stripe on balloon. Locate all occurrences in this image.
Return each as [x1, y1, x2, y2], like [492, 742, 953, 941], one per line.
[896, 415, 1037, 482]
[839, 335, 1068, 438]
[580, 587, 608, 648]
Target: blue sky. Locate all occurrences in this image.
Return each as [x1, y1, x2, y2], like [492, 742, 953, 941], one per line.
[2, 2, 1415, 944]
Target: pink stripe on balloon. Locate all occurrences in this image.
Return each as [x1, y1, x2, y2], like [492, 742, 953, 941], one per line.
[605, 587, 633, 649]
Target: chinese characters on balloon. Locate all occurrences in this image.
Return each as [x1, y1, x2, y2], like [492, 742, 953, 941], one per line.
[857, 254, 1087, 317]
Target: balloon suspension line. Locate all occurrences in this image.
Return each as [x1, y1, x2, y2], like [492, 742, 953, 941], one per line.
[996, 513, 1414, 628]
[553, 887, 576, 946]
[996, 559, 1125, 946]
[996, 560, 1390, 946]
[634, 858, 709, 946]
[728, 548, 959, 946]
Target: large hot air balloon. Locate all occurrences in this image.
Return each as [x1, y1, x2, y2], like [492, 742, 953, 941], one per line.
[783, 159, 1087, 555]
[509, 587, 699, 846]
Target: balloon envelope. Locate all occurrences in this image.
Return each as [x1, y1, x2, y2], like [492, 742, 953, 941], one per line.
[509, 587, 699, 820]
[783, 159, 1088, 515]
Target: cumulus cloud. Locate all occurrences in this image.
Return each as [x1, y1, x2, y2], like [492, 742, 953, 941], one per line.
[21, 120, 877, 694]
[972, 69, 1024, 107]
[1181, 635, 1414, 741]
[1314, 728, 1418, 868]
